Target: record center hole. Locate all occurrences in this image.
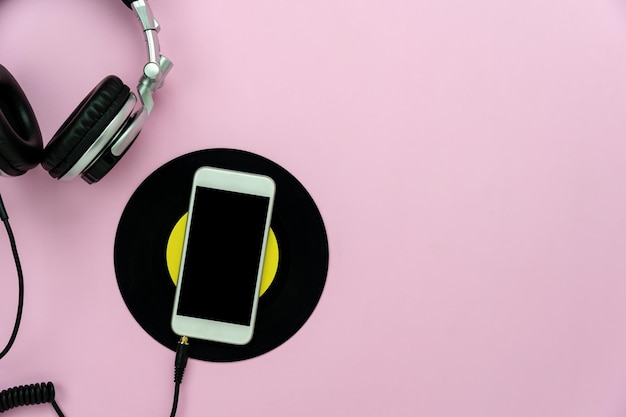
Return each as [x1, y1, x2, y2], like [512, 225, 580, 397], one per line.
[165, 213, 279, 297]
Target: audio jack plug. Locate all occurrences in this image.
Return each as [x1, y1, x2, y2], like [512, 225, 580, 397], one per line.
[170, 336, 190, 417]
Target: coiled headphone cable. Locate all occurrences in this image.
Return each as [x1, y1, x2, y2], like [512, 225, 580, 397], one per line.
[0, 194, 189, 416]
[0, 382, 64, 415]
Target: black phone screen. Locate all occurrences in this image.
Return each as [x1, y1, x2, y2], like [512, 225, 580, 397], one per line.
[176, 186, 270, 325]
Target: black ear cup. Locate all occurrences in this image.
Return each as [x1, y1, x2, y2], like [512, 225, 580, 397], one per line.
[0, 65, 44, 176]
[42, 76, 131, 179]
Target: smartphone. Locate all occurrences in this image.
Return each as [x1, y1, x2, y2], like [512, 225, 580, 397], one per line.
[171, 166, 276, 345]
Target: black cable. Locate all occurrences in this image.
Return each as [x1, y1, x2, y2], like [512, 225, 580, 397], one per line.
[170, 382, 181, 417]
[0, 194, 24, 361]
[0, 348, 188, 417]
[171, 336, 190, 417]
[0, 194, 65, 416]
[0, 382, 64, 416]
[0, 193, 191, 416]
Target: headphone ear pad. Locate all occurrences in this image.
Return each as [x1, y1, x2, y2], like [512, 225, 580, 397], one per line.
[0, 64, 44, 176]
[42, 76, 131, 179]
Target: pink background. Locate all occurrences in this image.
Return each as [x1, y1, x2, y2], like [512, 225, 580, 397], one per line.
[2, 0, 626, 416]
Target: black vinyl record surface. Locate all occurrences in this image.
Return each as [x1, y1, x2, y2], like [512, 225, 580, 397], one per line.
[114, 149, 329, 362]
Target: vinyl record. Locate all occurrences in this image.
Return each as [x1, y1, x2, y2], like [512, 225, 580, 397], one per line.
[114, 149, 329, 362]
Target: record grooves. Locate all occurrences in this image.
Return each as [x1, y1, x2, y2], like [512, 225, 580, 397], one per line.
[114, 149, 329, 362]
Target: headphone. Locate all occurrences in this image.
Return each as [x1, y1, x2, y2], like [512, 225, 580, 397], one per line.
[0, 0, 172, 184]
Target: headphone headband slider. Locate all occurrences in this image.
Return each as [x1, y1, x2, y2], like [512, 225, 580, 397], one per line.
[131, 0, 163, 80]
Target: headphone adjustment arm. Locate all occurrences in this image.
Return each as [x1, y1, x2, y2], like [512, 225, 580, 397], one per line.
[131, 0, 169, 80]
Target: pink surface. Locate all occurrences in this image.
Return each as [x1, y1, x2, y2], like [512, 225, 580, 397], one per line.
[2, 0, 626, 416]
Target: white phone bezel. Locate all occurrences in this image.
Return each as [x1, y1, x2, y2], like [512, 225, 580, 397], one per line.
[170, 166, 276, 345]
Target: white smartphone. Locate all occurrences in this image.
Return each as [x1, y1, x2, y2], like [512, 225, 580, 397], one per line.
[171, 166, 276, 345]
